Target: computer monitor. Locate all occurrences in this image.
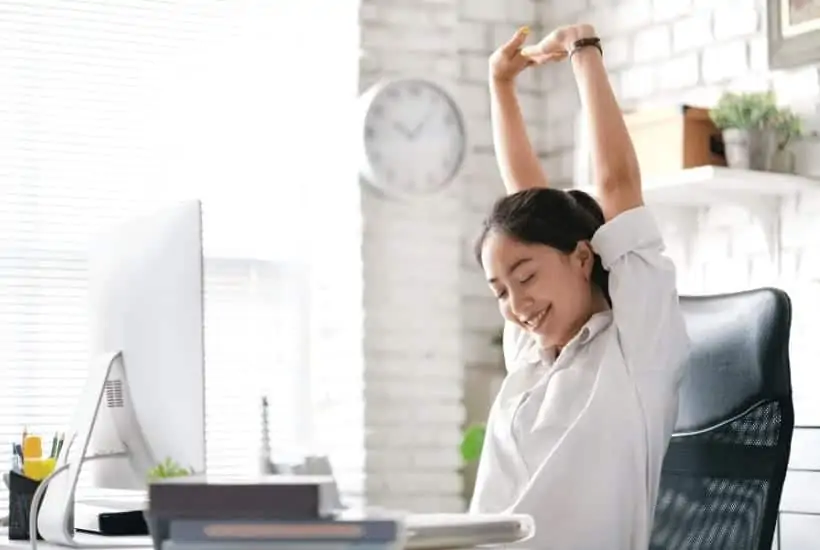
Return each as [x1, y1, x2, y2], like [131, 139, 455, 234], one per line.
[37, 200, 206, 546]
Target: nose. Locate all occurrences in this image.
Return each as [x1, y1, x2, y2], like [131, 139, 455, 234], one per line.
[508, 288, 533, 319]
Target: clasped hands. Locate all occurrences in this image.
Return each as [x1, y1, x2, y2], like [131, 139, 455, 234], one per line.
[489, 23, 597, 83]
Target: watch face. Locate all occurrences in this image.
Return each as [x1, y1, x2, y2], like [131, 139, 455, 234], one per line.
[362, 79, 466, 195]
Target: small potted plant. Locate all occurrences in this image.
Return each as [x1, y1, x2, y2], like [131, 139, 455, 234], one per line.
[459, 328, 503, 505]
[460, 422, 487, 465]
[709, 91, 779, 171]
[143, 458, 196, 546]
[147, 457, 196, 481]
[461, 328, 501, 467]
[771, 108, 803, 174]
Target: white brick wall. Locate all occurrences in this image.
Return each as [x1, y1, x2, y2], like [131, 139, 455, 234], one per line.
[537, 0, 820, 432]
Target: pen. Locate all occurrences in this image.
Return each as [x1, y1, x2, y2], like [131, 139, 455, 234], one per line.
[10, 444, 22, 473]
[55, 433, 65, 458]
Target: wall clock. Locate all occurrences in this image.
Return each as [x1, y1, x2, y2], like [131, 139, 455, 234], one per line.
[358, 78, 467, 198]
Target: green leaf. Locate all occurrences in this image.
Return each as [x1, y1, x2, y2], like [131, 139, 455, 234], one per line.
[147, 457, 195, 481]
[460, 423, 486, 464]
[709, 91, 780, 130]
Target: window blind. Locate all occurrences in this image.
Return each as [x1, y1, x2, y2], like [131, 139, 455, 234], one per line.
[0, 0, 357, 516]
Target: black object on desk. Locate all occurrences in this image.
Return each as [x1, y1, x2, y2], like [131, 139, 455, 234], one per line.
[77, 509, 148, 536]
[7, 470, 43, 541]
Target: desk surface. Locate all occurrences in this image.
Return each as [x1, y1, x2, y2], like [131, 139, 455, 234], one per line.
[0, 538, 511, 550]
[0, 534, 523, 550]
[0, 532, 150, 549]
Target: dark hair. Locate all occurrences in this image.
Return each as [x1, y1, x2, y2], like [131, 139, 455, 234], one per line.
[474, 188, 610, 303]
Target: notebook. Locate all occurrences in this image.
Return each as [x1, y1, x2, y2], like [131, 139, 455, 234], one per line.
[404, 513, 534, 549]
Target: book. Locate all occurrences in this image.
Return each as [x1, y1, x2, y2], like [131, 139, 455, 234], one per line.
[162, 541, 397, 550]
[168, 518, 400, 544]
[149, 475, 337, 520]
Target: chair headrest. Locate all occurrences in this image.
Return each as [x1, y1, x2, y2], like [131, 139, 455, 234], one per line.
[675, 287, 792, 433]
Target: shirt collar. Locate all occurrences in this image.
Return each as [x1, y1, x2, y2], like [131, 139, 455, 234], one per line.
[511, 310, 613, 370]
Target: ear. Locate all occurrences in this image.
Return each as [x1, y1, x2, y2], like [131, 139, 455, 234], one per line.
[573, 241, 595, 281]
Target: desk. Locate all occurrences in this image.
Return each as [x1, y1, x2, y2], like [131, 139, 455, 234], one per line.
[1, 531, 516, 550]
[0, 532, 150, 549]
[0, 532, 521, 550]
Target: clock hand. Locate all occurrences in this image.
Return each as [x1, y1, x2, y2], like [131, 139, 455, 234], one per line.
[393, 121, 412, 138]
[409, 108, 435, 139]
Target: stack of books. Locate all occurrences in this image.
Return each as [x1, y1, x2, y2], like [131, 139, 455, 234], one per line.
[146, 475, 404, 550]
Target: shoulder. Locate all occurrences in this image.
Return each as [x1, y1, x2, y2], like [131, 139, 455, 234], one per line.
[590, 206, 690, 375]
[590, 205, 667, 271]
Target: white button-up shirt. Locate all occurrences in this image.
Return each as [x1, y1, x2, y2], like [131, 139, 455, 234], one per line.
[470, 206, 691, 550]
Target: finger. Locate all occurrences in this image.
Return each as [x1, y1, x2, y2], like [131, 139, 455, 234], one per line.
[501, 26, 530, 56]
[519, 44, 543, 58]
[522, 50, 567, 64]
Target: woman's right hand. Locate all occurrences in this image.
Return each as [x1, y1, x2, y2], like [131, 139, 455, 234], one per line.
[489, 26, 533, 83]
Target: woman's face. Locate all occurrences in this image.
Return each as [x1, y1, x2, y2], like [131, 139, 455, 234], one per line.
[482, 230, 595, 350]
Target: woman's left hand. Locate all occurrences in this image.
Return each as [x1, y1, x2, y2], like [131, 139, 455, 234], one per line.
[520, 24, 596, 65]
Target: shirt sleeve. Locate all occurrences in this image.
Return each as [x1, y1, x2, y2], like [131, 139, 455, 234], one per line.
[590, 206, 691, 381]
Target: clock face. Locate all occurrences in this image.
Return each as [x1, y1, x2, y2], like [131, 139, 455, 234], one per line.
[360, 79, 466, 196]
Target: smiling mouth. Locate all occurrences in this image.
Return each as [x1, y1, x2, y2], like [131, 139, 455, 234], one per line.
[523, 306, 550, 330]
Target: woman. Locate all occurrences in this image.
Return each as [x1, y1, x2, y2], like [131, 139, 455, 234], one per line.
[470, 23, 691, 549]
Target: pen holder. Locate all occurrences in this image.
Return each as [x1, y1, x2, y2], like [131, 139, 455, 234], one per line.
[7, 470, 44, 541]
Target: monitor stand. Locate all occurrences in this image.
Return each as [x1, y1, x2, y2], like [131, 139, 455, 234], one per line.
[37, 352, 152, 548]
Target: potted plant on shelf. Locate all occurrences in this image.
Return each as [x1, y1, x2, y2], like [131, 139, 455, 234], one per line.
[771, 108, 803, 174]
[709, 91, 780, 171]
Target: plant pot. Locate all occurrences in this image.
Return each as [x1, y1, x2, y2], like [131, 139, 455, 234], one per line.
[770, 148, 797, 174]
[722, 128, 777, 171]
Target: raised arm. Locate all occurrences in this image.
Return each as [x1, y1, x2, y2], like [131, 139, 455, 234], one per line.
[523, 24, 643, 221]
[489, 27, 549, 194]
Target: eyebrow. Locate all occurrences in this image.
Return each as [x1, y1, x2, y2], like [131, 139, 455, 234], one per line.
[488, 258, 532, 284]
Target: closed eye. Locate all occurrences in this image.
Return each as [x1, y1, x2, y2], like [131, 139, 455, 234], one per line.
[521, 273, 535, 284]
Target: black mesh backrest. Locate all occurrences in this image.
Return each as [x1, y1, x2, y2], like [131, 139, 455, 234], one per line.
[650, 288, 794, 550]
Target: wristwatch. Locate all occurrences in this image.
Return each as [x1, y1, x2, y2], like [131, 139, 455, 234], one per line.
[569, 37, 603, 58]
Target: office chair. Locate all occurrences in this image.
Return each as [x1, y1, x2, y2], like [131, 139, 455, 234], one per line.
[649, 288, 794, 550]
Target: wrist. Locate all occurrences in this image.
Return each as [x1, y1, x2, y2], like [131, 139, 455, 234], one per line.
[490, 75, 517, 90]
[569, 45, 603, 70]
[561, 24, 597, 52]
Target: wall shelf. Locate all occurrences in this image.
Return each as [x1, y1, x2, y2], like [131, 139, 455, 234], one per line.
[579, 166, 820, 269]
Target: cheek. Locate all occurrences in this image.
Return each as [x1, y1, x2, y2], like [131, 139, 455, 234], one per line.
[499, 301, 517, 323]
[540, 266, 587, 306]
